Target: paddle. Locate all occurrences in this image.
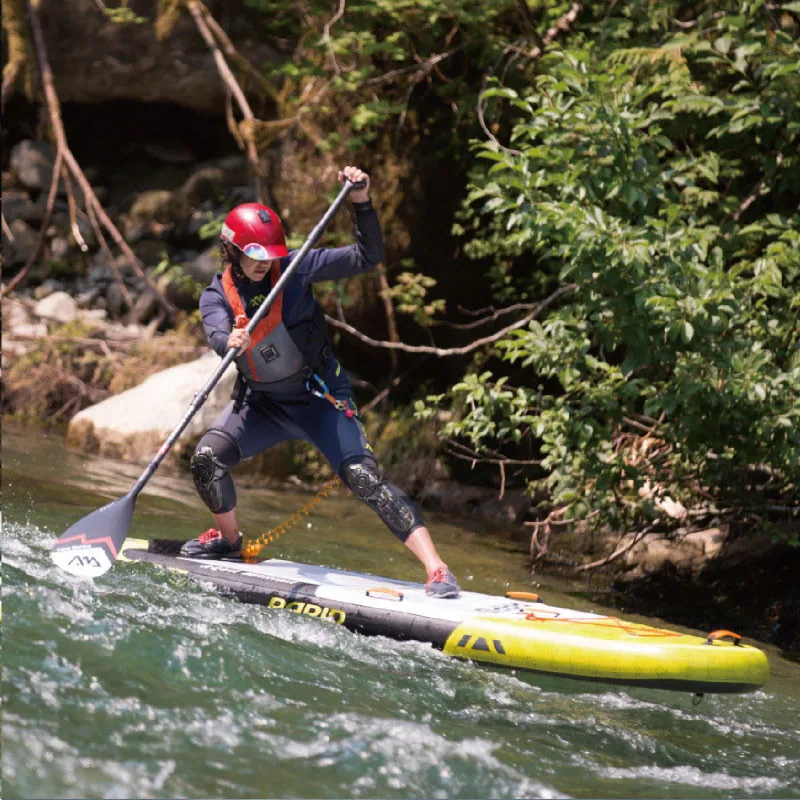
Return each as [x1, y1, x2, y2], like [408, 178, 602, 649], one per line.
[51, 179, 365, 578]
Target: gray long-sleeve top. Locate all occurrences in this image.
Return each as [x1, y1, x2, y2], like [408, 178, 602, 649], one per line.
[200, 201, 385, 358]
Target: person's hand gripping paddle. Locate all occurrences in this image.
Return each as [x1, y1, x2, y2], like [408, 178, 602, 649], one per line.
[51, 179, 365, 578]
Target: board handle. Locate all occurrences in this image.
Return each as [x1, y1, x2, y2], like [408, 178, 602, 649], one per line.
[366, 587, 404, 601]
[705, 629, 742, 646]
[505, 591, 542, 603]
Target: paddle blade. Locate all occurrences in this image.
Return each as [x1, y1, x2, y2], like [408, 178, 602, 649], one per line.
[51, 492, 137, 577]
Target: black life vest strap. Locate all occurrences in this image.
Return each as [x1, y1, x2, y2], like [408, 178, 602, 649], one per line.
[231, 374, 248, 414]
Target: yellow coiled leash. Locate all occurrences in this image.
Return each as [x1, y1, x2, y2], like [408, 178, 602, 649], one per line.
[242, 476, 341, 560]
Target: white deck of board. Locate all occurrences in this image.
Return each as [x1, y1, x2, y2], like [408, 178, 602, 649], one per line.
[177, 556, 606, 625]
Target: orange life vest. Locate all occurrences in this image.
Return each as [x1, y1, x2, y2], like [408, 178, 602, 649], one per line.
[220, 264, 329, 391]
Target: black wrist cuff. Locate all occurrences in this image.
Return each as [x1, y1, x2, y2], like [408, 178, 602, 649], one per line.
[352, 199, 373, 212]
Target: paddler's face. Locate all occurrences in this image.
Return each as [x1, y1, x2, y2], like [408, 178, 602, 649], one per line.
[240, 254, 277, 281]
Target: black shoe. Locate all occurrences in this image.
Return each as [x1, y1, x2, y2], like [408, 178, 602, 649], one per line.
[180, 529, 243, 559]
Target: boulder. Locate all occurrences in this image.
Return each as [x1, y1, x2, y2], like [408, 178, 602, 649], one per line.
[34, 291, 80, 323]
[2, 190, 45, 225]
[181, 246, 220, 285]
[2, 298, 33, 332]
[615, 527, 728, 576]
[123, 189, 185, 240]
[179, 155, 248, 206]
[34, 279, 67, 300]
[10, 140, 57, 191]
[23, 0, 281, 114]
[3, 218, 39, 266]
[66, 351, 238, 464]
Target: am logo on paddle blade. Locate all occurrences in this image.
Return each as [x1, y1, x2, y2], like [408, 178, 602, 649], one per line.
[51, 546, 113, 578]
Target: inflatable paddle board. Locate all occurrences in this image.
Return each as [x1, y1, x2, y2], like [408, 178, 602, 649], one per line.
[120, 538, 769, 694]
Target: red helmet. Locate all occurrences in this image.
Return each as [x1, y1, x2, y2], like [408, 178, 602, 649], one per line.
[220, 203, 288, 261]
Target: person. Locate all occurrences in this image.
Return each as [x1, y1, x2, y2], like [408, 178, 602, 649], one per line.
[180, 166, 460, 598]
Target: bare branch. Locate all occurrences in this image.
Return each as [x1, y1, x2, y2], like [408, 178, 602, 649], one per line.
[2, 148, 63, 297]
[433, 301, 539, 330]
[20, 0, 176, 315]
[322, 0, 346, 75]
[2, 0, 28, 108]
[445, 438, 542, 467]
[730, 151, 784, 224]
[376, 264, 400, 374]
[325, 284, 575, 356]
[188, 0, 262, 200]
[366, 49, 458, 87]
[60, 166, 89, 252]
[1, 214, 13, 240]
[9, 331, 202, 354]
[476, 91, 523, 156]
[574, 523, 656, 572]
[193, 0, 279, 103]
[477, 2, 583, 154]
[85, 200, 134, 311]
[524, 2, 583, 60]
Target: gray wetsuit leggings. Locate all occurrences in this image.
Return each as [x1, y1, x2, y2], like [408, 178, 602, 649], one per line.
[193, 359, 424, 542]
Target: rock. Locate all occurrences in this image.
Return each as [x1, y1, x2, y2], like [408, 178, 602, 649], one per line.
[75, 288, 101, 308]
[3, 191, 41, 225]
[181, 246, 220, 285]
[179, 157, 247, 207]
[127, 189, 178, 221]
[105, 282, 127, 318]
[123, 189, 185, 240]
[132, 238, 168, 268]
[10, 140, 57, 190]
[174, 210, 208, 240]
[3, 218, 39, 266]
[34, 279, 67, 300]
[34, 291, 79, 324]
[2, 299, 33, 331]
[613, 527, 728, 577]
[141, 139, 196, 164]
[179, 166, 227, 207]
[48, 214, 96, 250]
[10, 321, 49, 338]
[127, 291, 158, 325]
[79, 309, 108, 322]
[66, 351, 238, 464]
[49, 236, 70, 260]
[18, 0, 281, 115]
[89, 258, 116, 285]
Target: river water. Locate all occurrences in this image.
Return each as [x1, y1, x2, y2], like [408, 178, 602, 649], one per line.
[3, 422, 800, 799]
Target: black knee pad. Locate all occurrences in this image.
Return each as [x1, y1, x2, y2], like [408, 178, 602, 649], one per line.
[340, 457, 423, 542]
[191, 428, 241, 514]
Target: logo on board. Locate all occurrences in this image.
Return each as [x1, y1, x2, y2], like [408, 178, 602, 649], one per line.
[455, 634, 507, 655]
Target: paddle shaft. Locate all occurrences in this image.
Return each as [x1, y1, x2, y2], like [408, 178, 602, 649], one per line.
[129, 179, 363, 499]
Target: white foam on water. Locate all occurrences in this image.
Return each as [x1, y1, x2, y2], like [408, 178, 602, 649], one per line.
[247, 711, 565, 799]
[596, 764, 785, 793]
[3, 716, 180, 800]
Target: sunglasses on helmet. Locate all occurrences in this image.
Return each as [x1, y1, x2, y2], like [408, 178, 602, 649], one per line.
[242, 243, 271, 261]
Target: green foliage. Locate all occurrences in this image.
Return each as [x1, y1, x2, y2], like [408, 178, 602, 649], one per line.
[101, 2, 148, 24]
[429, 1, 800, 537]
[382, 268, 446, 326]
[152, 256, 204, 302]
[243, 0, 577, 155]
[198, 214, 224, 241]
